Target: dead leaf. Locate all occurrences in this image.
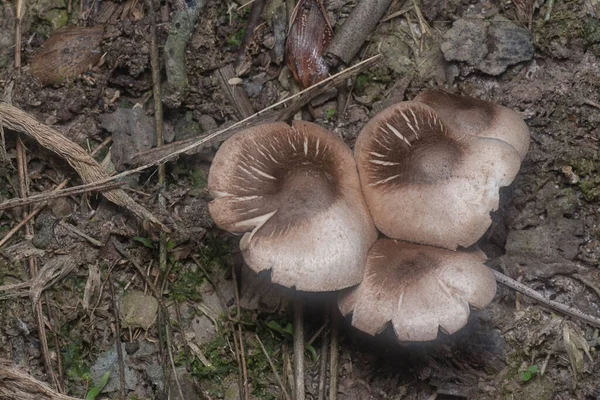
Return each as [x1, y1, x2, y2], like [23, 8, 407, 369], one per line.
[31, 26, 104, 86]
[285, 0, 333, 88]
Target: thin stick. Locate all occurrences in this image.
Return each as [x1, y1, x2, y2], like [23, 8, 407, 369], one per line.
[232, 265, 250, 400]
[59, 220, 103, 247]
[145, 0, 170, 357]
[0, 180, 125, 211]
[15, 0, 24, 70]
[255, 333, 292, 400]
[317, 323, 328, 400]
[329, 303, 339, 400]
[16, 137, 61, 392]
[492, 269, 600, 328]
[293, 295, 305, 400]
[108, 276, 126, 400]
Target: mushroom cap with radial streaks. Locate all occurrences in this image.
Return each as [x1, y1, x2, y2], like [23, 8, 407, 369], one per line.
[354, 101, 522, 250]
[414, 89, 530, 160]
[338, 239, 496, 342]
[208, 120, 378, 292]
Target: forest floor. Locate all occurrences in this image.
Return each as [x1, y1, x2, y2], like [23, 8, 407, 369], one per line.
[1, 0, 600, 399]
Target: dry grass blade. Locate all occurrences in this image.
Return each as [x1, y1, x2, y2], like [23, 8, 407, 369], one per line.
[129, 54, 381, 167]
[0, 102, 169, 232]
[0, 359, 80, 400]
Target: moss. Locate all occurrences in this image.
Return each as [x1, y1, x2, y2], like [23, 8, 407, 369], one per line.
[570, 157, 597, 176]
[578, 179, 600, 201]
[355, 74, 372, 94]
[534, 1, 585, 54]
[324, 108, 337, 121]
[171, 233, 233, 302]
[227, 28, 245, 48]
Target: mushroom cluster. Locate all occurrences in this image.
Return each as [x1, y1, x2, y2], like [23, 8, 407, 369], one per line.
[207, 89, 530, 343]
[340, 89, 529, 341]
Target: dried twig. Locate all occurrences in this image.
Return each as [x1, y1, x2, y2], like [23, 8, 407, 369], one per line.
[129, 54, 381, 167]
[232, 264, 250, 400]
[0, 103, 168, 231]
[255, 334, 292, 400]
[492, 269, 600, 328]
[329, 303, 340, 400]
[0, 180, 125, 211]
[573, 273, 600, 299]
[293, 295, 305, 400]
[108, 276, 126, 400]
[15, 136, 61, 392]
[317, 324, 329, 400]
[325, 0, 394, 67]
[218, 64, 255, 119]
[14, 0, 24, 70]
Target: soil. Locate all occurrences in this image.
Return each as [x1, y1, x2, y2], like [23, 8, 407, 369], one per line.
[1, 0, 600, 399]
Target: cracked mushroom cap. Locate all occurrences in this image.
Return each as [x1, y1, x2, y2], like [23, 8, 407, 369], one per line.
[338, 239, 496, 342]
[354, 101, 522, 250]
[414, 90, 530, 160]
[208, 121, 378, 292]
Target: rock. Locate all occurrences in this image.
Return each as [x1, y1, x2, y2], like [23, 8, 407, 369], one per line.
[172, 111, 202, 142]
[441, 19, 488, 65]
[441, 17, 533, 75]
[99, 104, 156, 171]
[120, 291, 159, 329]
[504, 218, 584, 280]
[90, 343, 137, 393]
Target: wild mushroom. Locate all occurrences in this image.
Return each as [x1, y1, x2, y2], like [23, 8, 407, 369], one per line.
[338, 239, 496, 341]
[354, 101, 522, 250]
[414, 89, 530, 160]
[208, 120, 377, 398]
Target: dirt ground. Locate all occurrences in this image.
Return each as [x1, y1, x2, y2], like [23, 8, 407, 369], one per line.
[1, 0, 600, 399]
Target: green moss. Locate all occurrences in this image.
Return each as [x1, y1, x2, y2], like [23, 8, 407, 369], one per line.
[355, 74, 372, 94]
[170, 233, 233, 302]
[190, 169, 207, 190]
[534, 1, 584, 54]
[570, 158, 597, 176]
[578, 179, 600, 201]
[324, 108, 337, 121]
[63, 340, 93, 385]
[227, 28, 245, 48]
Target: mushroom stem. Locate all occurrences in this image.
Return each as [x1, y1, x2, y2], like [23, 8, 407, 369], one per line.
[492, 269, 600, 328]
[293, 295, 305, 400]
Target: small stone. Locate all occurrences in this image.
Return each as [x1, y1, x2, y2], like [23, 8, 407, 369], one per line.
[442, 17, 533, 75]
[120, 291, 159, 329]
[90, 344, 137, 393]
[441, 18, 489, 65]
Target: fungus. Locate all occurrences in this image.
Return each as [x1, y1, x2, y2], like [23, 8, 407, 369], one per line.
[414, 89, 530, 160]
[354, 101, 522, 250]
[338, 239, 496, 342]
[208, 120, 377, 400]
[208, 120, 377, 291]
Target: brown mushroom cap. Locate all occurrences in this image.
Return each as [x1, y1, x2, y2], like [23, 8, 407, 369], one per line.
[354, 101, 522, 250]
[414, 90, 530, 160]
[338, 239, 496, 342]
[208, 121, 378, 292]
